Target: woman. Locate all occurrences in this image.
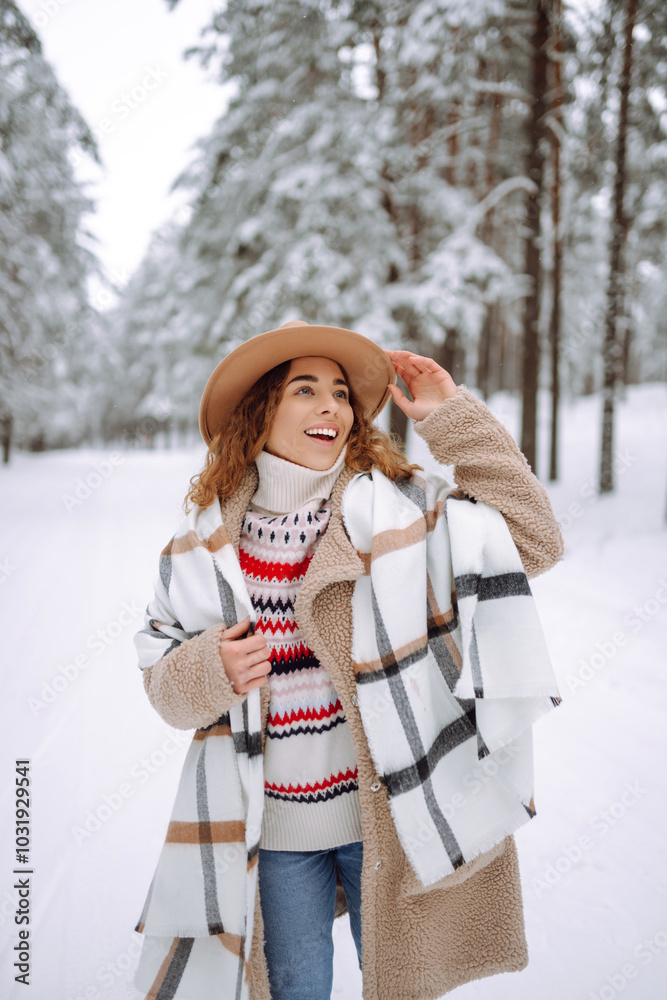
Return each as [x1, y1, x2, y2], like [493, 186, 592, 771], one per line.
[132, 319, 564, 1000]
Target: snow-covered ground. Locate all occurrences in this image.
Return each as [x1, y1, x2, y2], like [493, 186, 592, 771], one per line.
[1, 383, 666, 1000]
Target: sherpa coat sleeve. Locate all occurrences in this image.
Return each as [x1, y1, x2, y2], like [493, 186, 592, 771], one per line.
[141, 624, 247, 730]
[413, 384, 564, 579]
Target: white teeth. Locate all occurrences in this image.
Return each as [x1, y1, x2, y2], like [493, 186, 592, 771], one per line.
[305, 428, 337, 438]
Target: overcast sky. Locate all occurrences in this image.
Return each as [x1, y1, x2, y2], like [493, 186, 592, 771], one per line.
[20, 0, 230, 293]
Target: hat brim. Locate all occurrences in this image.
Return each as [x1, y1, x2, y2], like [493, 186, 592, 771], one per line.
[199, 324, 397, 445]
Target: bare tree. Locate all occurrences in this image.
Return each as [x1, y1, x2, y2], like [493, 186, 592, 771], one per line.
[547, 0, 565, 482]
[520, 1, 550, 472]
[476, 72, 504, 401]
[599, 0, 638, 494]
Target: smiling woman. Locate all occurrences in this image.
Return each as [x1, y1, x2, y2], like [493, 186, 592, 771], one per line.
[263, 357, 354, 470]
[184, 327, 423, 509]
[132, 318, 564, 1000]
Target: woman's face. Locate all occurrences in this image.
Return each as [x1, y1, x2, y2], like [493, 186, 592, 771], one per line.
[264, 356, 354, 470]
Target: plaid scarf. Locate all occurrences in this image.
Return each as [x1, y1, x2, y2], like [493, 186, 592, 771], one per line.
[133, 500, 264, 1000]
[132, 470, 561, 999]
[342, 469, 561, 888]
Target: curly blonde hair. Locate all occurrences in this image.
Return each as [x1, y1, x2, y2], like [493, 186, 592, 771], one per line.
[184, 358, 421, 512]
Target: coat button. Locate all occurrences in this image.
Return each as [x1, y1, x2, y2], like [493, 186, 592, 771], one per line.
[351, 693, 358, 706]
[370, 780, 381, 792]
[374, 860, 382, 870]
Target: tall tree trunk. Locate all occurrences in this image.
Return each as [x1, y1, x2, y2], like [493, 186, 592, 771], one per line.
[477, 307, 493, 400]
[599, 0, 638, 494]
[521, 0, 549, 470]
[372, 29, 385, 100]
[389, 380, 409, 446]
[548, 0, 565, 482]
[498, 316, 509, 392]
[0, 413, 12, 464]
[434, 329, 466, 387]
[520, 1, 549, 472]
[390, 66, 440, 449]
[620, 258, 637, 386]
[477, 84, 504, 400]
[444, 102, 460, 186]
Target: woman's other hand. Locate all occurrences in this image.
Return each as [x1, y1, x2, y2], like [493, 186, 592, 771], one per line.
[218, 616, 272, 695]
[385, 351, 457, 421]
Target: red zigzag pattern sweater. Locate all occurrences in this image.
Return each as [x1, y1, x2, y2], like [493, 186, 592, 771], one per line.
[239, 499, 363, 851]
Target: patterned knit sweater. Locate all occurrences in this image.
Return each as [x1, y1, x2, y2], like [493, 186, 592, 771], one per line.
[240, 448, 363, 851]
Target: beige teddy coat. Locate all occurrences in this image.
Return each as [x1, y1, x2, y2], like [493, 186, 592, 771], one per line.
[140, 385, 564, 1000]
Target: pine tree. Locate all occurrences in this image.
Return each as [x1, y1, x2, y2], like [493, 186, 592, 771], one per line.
[111, 0, 666, 463]
[0, 0, 102, 457]
[114, 0, 516, 444]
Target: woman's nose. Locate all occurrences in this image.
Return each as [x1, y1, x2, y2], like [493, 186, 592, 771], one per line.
[316, 394, 339, 413]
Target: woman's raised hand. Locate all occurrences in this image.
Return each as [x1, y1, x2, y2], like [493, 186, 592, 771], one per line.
[385, 351, 457, 421]
[218, 616, 272, 695]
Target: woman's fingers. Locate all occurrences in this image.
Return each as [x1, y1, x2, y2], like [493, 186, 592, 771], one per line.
[224, 642, 271, 673]
[241, 649, 271, 677]
[220, 623, 266, 657]
[239, 672, 270, 693]
[219, 620, 272, 695]
[233, 658, 272, 694]
[386, 352, 448, 394]
[221, 616, 251, 638]
[232, 633, 269, 655]
[387, 351, 445, 379]
[249, 658, 272, 678]
[386, 382, 417, 417]
[387, 350, 439, 366]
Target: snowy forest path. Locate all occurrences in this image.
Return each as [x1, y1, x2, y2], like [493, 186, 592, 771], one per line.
[1, 386, 666, 999]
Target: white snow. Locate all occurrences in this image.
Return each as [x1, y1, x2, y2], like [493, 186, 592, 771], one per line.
[1, 383, 666, 1000]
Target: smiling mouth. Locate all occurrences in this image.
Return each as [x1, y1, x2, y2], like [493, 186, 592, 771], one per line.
[304, 429, 338, 442]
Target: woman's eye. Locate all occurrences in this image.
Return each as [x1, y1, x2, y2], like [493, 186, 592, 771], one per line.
[295, 385, 348, 399]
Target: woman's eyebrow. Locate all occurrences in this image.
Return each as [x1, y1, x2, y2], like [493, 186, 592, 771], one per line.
[286, 374, 348, 388]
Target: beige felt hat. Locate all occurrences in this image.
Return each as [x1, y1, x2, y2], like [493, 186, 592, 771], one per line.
[198, 319, 396, 445]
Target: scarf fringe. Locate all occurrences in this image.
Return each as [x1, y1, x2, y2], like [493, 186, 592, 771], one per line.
[137, 925, 238, 940]
[476, 695, 561, 757]
[403, 814, 536, 890]
[456, 682, 562, 700]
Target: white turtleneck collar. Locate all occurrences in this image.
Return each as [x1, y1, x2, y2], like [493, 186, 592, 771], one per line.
[250, 444, 348, 516]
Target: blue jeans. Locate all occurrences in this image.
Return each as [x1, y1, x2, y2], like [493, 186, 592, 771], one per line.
[258, 841, 364, 1000]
